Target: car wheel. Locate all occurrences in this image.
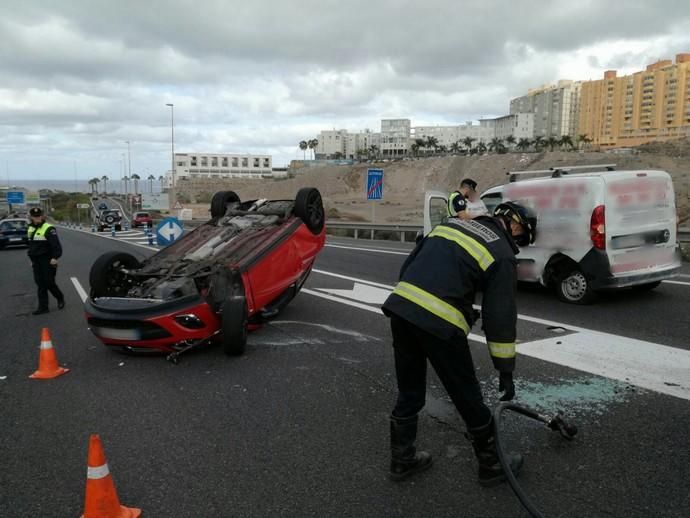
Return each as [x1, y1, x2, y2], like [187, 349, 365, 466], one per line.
[222, 296, 248, 356]
[294, 187, 325, 234]
[211, 191, 240, 219]
[105, 215, 116, 225]
[556, 269, 596, 305]
[89, 251, 141, 298]
[631, 281, 662, 292]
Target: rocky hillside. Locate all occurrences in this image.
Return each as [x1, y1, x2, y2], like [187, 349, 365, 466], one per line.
[179, 148, 690, 224]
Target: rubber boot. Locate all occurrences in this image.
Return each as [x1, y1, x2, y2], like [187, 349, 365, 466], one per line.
[467, 419, 523, 487]
[389, 414, 433, 481]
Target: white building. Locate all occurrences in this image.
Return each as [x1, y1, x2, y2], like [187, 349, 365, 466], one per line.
[510, 80, 581, 138]
[492, 113, 535, 141]
[413, 120, 497, 148]
[316, 128, 381, 159]
[380, 119, 411, 157]
[172, 152, 273, 181]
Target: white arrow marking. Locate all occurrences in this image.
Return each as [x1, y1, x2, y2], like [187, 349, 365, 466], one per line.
[317, 282, 391, 305]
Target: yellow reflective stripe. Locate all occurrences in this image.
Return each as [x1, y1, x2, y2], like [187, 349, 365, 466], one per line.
[488, 341, 515, 359]
[393, 281, 469, 333]
[428, 226, 495, 271]
[447, 192, 459, 216]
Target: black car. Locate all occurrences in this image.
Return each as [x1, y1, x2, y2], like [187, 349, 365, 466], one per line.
[97, 209, 123, 232]
[98, 202, 108, 210]
[0, 218, 29, 249]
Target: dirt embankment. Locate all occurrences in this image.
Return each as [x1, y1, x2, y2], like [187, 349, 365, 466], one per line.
[179, 148, 690, 224]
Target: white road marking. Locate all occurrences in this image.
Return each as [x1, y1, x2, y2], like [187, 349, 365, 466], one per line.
[305, 268, 690, 401]
[70, 277, 88, 302]
[325, 243, 410, 255]
[663, 280, 690, 286]
[319, 283, 392, 304]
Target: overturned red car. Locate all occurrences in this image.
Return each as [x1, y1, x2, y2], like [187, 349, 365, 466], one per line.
[84, 188, 325, 360]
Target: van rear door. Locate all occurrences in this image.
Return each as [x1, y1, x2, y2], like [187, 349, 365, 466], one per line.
[603, 170, 680, 279]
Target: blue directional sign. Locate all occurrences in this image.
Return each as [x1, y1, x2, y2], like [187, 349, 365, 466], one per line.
[366, 168, 384, 200]
[155, 217, 184, 246]
[7, 191, 25, 204]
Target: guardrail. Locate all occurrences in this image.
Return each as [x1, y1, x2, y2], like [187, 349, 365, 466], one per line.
[680, 227, 690, 243]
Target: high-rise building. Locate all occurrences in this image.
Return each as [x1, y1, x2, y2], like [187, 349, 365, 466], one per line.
[510, 80, 581, 138]
[579, 54, 690, 148]
[380, 119, 411, 157]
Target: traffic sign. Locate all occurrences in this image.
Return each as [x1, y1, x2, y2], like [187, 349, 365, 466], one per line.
[7, 191, 24, 204]
[76, 203, 90, 209]
[155, 217, 184, 246]
[366, 169, 384, 200]
[173, 201, 183, 209]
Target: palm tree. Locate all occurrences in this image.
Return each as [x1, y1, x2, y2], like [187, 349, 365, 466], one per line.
[577, 134, 591, 150]
[88, 178, 99, 194]
[546, 136, 559, 151]
[122, 176, 129, 196]
[334, 151, 343, 159]
[368, 144, 379, 160]
[147, 174, 156, 193]
[410, 143, 420, 157]
[100, 175, 109, 194]
[450, 142, 460, 154]
[488, 137, 504, 153]
[533, 136, 545, 151]
[505, 135, 516, 149]
[308, 138, 319, 160]
[462, 137, 476, 153]
[425, 136, 439, 155]
[131, 174, 141, 195]
[158, 175, 165, 191]
[559, 135, 574, 151]
[516, 138, 532, 151]
[298, 140, 308, 160]
[477, 142, 488, 154]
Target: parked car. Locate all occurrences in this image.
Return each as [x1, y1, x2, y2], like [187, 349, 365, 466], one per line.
[84, 188, 326, 360]
[96, 209, 123, 232]
[132, 211, 153, 228]
[0, 218, 29, 249]
[424, 164, 682, 304]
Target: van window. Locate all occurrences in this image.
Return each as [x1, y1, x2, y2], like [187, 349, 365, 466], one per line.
[428, 197, 448, 230]
[481, 193, 503, 215]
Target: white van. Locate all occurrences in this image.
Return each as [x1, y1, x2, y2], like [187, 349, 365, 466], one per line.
[424, 164, 682, 304]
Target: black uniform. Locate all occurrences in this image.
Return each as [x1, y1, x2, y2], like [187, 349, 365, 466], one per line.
[27, 221, 65, 311]
[382, 216, 518, 430]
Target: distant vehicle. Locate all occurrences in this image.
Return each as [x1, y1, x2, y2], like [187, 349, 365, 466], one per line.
[0, 218, 29, 249]
[84, 188, 326, 359]
[92, 196, 99, 201]
[98, 202, 108, 210]
[132, 211, 153, 228]
[424, 164, 682, 304]
[96, 209, 123, 232]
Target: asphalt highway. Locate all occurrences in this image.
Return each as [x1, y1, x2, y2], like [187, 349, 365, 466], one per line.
[1, 229, 689, 517]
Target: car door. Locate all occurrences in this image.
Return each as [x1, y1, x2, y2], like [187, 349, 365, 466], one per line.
[423, 191, 449, 235]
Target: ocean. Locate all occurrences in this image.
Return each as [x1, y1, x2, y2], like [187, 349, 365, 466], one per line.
[3, 179, 163, 194]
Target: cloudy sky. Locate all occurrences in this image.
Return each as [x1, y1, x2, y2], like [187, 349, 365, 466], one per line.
[2, 0, 690, 185]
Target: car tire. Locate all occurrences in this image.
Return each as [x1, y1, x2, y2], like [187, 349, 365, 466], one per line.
[222, 296, 248, 356]
[89, 251, 141, 298]
[631, 281, 662, 292]
[211, 191, 240, 219]
[556, 269, 596, 305]
[294, 187, 325, 234]
[105, 215, 116, 225]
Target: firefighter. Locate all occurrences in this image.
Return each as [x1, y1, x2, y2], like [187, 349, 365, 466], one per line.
[382, 202, 536, 486]
[27, 207, 65, 315]
[448, 178, 489, 219]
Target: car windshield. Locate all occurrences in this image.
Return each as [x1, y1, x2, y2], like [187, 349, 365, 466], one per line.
[1, 220, 27, 231]
[136, 213, 149, 217]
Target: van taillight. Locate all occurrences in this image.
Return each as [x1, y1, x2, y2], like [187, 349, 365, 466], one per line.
[590, 205, 606, 249]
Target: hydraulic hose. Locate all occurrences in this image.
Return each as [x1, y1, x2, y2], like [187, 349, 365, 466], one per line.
[492, 402, 578, 518]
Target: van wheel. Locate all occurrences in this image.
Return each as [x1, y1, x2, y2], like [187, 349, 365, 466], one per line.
[556, 270, 596, 305]
[222, 296, 248, 356]
[632, 281, 661, 292]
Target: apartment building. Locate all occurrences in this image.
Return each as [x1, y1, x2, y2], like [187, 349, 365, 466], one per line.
[493, 113, 535, 141]
[173, 153, 272, 180]
[414, 120, 496, 148]
[380, 119, 411, 156]
[315, 129, 380, 159]
[579, 54, 690, 148]
[510, 80, 581, 138]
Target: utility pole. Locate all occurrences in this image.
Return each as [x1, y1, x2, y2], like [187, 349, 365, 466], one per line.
[166, 103, 175, 210]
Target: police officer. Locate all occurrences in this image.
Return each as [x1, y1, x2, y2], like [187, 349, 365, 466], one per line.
[448, 178, 489, 219]
[382, 202, 536, 486]
[27, 207, 65, 315]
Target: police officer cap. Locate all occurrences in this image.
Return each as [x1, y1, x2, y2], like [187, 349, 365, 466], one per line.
[29, 207, 43, 217]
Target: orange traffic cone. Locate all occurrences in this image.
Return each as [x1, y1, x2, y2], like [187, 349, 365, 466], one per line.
[29, 328, 69, 379]
[81, 434, 142, 518]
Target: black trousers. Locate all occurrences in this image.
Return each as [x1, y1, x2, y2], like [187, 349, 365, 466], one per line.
[31, 256, 64, 309]
[390, 314, 491, 430]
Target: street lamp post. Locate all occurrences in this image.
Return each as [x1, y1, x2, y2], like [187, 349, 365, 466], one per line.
[166, 103, 174, 209]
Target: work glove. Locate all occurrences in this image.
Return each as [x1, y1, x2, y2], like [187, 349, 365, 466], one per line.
[498, 372, 515, 401]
